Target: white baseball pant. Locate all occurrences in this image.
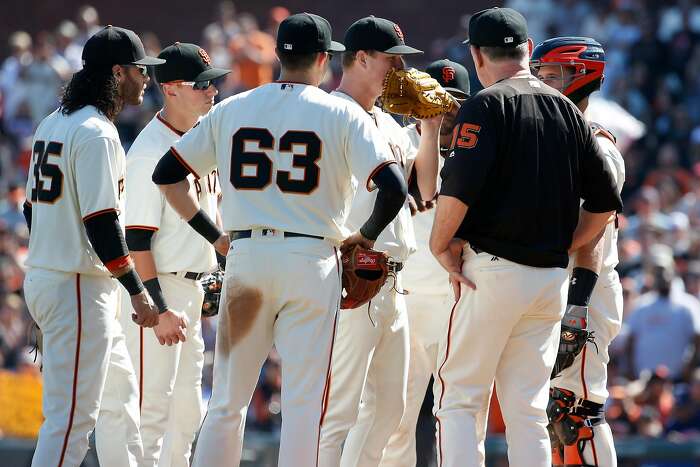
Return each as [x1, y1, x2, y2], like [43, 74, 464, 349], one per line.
[191, 233, 341, 467]
[118, 273, 206, 467]
[551, 271, 623, 466]
[24, 269, 142, 467]
[434, 247, 567, 467]
[318, 275, 410, 467]
[378, 291, 451, 467]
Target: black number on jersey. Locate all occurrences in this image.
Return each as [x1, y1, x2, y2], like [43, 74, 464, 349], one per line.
[230, 128, 321, 194]
[30, 140, 64, 204]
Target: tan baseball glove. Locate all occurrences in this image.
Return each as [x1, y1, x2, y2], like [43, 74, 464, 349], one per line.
[381, 68, 456, 119]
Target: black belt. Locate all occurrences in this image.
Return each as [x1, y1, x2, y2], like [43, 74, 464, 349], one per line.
[388, 260, 404, 273]
[229, 229, 324, 241]
[169, 271, 207, 280]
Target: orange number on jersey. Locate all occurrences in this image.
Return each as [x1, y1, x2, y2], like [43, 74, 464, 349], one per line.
[455, 123, 481, 149]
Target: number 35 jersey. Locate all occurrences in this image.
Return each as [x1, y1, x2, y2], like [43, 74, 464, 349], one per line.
[170, 82, 394, 243]
[25, 105, 126, 275]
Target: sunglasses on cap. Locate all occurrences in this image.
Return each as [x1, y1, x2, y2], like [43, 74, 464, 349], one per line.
[166, 80, 213, 90]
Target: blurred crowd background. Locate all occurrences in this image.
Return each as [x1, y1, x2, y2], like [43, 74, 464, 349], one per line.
[1, 0, 700, 455]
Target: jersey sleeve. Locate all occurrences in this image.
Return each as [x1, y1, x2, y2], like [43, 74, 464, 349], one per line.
[124, 157, 163, 231]
[74, 136, 123, 220]
[439, 95, 498, 206]
[345, 110, 395, 190]
[579, 122, 624, 213]
[596, 136, 626, 195]
[169, 109, 217, 179]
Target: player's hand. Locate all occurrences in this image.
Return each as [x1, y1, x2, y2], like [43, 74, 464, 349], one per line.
[153, 309, 188, 346]
[131, 291, 159, 328]
[408, 195, 435, 216]
[419, 114, 444, 130]
[213, 233, 230, 257]
[445, 238, 474, 301]
[341, 231, 375, 253]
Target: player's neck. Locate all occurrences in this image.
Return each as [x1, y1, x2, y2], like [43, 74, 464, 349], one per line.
[576, 97, 590, 114]
[484, 63, 531, 87]
[159, 106, 198, 134]
[336, 77, 377, 112]
[277, 70, 318, 87]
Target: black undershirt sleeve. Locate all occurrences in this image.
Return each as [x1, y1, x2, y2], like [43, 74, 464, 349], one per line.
[125, 228, 155, 251]
[360, 163, 407, 241]
[407, 165, 423, 202]
[152, 149, 191, 185]
[23, 201, 32, 233]
[83, 210, 130, 266]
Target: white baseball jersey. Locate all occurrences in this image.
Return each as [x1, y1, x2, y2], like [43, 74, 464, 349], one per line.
[25, 105, 125, 275]
[331, 91, 417, 261]
[125, 112, 219, 273]
[170, 82, 394, 242]
[402, 124, 448, 295]
[595, 132, 626, 277]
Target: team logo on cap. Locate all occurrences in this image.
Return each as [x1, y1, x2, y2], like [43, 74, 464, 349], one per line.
[198, 48, 212, 65]
[442, 66, 455, 83]
[393, 24, 404, 42]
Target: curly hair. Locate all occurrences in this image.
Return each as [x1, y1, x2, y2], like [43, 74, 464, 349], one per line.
[60, 67, 122, 120]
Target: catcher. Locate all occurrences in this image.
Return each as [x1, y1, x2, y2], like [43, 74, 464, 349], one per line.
[318, 16, 446, 466]
[531, 37, 625, 467]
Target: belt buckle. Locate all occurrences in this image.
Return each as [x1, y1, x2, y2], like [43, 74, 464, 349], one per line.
[262, 228, 276, 237]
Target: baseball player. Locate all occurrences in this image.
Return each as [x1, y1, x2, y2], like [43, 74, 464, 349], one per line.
[151, 13, 408, 467]
[531, 37, 625, 467]
[114, 42, 229, 467]
[378, 59, 470, 467]
[22, 26, 162, 467]
[318, 17, 443, 467]
[430, 8, 622, 467]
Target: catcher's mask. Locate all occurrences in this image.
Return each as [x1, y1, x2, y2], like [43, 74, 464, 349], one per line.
[530, 36, 605, 104]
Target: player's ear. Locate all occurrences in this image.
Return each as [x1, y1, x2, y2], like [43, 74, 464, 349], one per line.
[161, 83, 177, 97]
[470, 46, 483, 68]
[112, 64, 123, 82]
[357, 50, 368, 69]
[527, 38, 534, 58]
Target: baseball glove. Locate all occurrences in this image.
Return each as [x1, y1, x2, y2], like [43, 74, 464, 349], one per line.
[341, 245, 390, 310]
[551, 305, 596, 379]
[200, 269, 224, 318]
[381, 68, 456, 119]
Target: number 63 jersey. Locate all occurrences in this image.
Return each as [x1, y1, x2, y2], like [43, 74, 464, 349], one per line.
[169, 82, 394, 243]
[25, 105, 125, 275]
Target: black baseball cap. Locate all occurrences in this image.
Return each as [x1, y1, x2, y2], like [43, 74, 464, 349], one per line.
[344, 16, 422, 55]
[276, 13, 345, 54]
[463, 7, 528, 48]
[155, 43, 230, 84]
[82, 25, 165, 69]
[425, 59, 470, 98]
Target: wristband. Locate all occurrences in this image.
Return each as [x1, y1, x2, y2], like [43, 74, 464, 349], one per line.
[117, 269, 145, 296]
[143, 278, 168, 314]
[568, 267, 598, 306]
[188, 209, 222, 244]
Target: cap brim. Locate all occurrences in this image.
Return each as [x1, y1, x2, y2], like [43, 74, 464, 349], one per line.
[384, 45, 423, 55]
[195, 68, 232, 82]
[328, 41, 346, 53]
[444, 87, 469, 99]
[132, 56, 166, 65]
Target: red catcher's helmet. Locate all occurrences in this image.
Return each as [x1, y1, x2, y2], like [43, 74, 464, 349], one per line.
[530, 36, 605, 104]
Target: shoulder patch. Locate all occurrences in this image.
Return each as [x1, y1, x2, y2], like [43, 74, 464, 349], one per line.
[590, 121, 616, 144]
